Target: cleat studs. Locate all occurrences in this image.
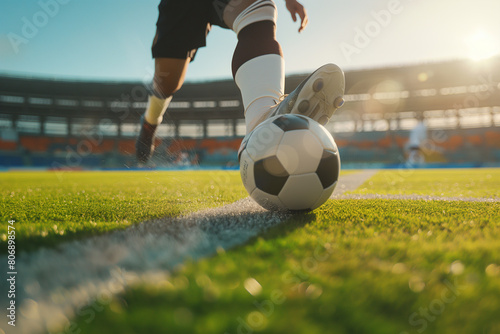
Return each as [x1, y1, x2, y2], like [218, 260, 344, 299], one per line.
[298, 100, 310, 113]
[313, 79, 324, 92]
[334, 96, 345, 108]
[318, 115, 329, 125]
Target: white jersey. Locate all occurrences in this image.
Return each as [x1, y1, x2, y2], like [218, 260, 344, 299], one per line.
[408, 121, 427, 147]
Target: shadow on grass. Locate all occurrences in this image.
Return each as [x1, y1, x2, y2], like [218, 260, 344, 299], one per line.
[8, 202, 316, 261]
[196, 208, 317, 255]
[253, 210, 317, 241]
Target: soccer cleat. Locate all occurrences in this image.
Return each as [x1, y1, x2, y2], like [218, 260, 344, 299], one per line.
[269, 63, 345, 125]
[135, 115, 158, 164]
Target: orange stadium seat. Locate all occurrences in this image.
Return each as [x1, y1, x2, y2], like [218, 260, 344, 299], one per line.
[199, 138, 218, 154]
[485, 131, 500, 148]
[466, 135, 483, 146]
[20, 136, 51, 152]
[378, 136, 392, 148]
[199, 138, 241, 154]
[356, 141, 375, 150]
[394, 135, 407, 148]
[0, 140, 17, 151]
[118, 139, 136, 155]
[335, 139, 349, 148]
[446, 135, 464, 150]
[155, 138, 162, 148]
[19, 136, 34, 151]
[168, 139, 197, 154]
[92, 139, 115, 153]
[229, 138, 243, 150]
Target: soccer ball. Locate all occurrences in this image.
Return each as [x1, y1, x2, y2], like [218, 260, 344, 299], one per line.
[238, 114, 340, 211]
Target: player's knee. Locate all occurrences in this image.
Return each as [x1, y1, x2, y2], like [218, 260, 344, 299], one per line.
[231, 0, 277, 36]
[153, 78, 183, 98]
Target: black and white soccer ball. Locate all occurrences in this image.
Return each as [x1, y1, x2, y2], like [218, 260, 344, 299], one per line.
[238, 114, 340, 211]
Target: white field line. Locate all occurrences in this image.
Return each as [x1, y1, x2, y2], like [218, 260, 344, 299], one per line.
[339, 193, 500, 202]
[0, 170, 377, 334]
[333, 169, 499, 202]
[331, 169, 380, 198]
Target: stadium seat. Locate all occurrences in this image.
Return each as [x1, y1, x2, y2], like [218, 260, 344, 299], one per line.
[485, 131, 500, 148]
[118, 139, 136, 155]
[0, 153, 24, 166]
[20, 136, 51, 152]
[167, 139, 197, 154]
[0, 140, 17, 151]
[466, 135, 483, 146]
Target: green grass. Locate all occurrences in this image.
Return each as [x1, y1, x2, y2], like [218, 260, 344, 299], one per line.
[72, 199, 500, 334]
[350, 168, 500, 198]
[0, 170, 247, 252]
[3, 169, 500, 333]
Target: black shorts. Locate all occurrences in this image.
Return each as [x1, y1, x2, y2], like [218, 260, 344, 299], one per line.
[152, 0, 232, 61]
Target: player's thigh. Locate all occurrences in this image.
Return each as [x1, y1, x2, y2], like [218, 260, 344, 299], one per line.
[153, 57, 190, 97]
[222, 0, 264, 29]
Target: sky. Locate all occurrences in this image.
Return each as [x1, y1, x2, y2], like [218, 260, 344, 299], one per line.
[0, 0, 499, 83]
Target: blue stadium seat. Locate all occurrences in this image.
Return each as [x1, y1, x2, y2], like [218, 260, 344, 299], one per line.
[0, 154, 24, 167]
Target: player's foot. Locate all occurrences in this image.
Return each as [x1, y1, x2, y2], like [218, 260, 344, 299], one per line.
[135, 115, 157, 164]
[270, 63, 345, 125]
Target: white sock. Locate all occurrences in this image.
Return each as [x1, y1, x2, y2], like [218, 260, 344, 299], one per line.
[244, 97, 277, 133]
[144, 95, 173, 125]
[234, 54, 285, 133]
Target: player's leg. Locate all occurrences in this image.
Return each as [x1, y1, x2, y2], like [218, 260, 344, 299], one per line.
[409, 147, 425, 165]
[136, 57, 190, 164]
[136, 0, 205, 164]
[224, 0, 345, 132]
[146, 57, 190, 124]
[408, 148, 417, 165]
[223, 0, 284, 132]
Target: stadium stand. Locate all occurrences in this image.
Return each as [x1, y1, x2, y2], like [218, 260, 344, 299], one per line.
[1, 57, 499, 168]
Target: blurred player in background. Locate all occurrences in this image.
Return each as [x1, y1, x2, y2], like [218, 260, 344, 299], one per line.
[406, 113, 428, 165]
[136, 0, 345, 164]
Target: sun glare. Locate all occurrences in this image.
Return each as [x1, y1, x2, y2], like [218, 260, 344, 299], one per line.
[465, 29, 500, 61]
